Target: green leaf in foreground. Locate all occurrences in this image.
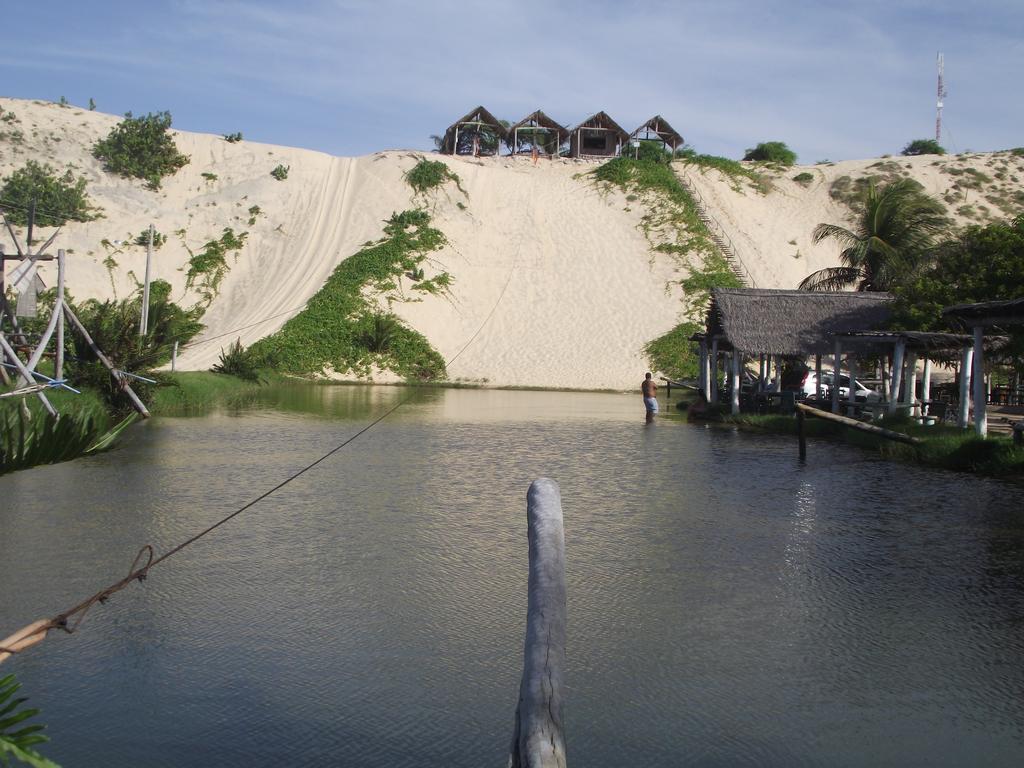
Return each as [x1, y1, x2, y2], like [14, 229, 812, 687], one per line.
[0, 675, 60, 768]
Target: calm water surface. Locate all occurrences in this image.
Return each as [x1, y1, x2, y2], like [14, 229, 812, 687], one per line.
[1, 386, 1023, 767]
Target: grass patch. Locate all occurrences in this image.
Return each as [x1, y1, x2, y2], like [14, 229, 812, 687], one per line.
[249, 210, 447, 381]
[185, 227, 248, 304]
[677, 154, 771, 193]
[792, 171, 814, 186]
[150, 371, 276, 415]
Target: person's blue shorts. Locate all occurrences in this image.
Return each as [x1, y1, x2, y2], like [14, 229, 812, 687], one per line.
[644, 396, 659, 413]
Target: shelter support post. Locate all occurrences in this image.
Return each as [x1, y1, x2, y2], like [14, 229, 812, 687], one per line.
[730, 352, 741, 415]
[905, 351, 919, 417]
[958, 345, 973, 429]
[972, 325, 987, 437]
[815, 355, 822, 402]
[698, 340, 708, 399]
[847, 354, 858, 416]
[888, 340, 906, 415]
[509, 479, 567, 768]
[710, 339, 719, 404]
[832, 340, 841, 414]
[922, 359, 932, 417]
[758, 354, 766, 392]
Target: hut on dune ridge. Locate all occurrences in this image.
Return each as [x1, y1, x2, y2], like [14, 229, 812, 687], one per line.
[568, 111, 629, 159]
[440, 106, 509, 156]
[508, 110, 568, 157]
[630, 115, 684, 154]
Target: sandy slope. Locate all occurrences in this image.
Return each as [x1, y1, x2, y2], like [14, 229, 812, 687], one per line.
[2, 98, 1021, 390]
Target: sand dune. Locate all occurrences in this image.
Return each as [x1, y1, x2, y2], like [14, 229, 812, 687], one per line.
[2, 98, 1021, 390]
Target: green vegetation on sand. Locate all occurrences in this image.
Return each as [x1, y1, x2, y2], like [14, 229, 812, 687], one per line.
[250, 210, 447, 381]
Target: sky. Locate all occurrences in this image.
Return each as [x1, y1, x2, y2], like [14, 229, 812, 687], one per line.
[1, 0, 1022, 162]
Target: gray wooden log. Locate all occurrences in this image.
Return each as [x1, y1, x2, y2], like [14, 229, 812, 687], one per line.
[509, 478, 567, 768]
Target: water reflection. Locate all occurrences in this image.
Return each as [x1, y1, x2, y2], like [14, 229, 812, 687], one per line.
[1, 386, 1023, 767]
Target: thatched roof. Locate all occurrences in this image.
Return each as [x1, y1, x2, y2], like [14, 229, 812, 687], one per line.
[509, 110, 567, 135]
[942, 296, 1024, 327]
[569, 111, 629, 143]
[631, 115, 683, 147]
[707, 288, 893, 356]
[441, 106, 509, 153]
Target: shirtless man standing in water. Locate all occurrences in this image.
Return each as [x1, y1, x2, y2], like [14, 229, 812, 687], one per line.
[642, 372, 658, 419]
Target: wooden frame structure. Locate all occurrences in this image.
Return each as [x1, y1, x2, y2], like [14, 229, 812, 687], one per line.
[630, 115, 684, 155]
[508, 110, 567, 158]
[1, 213, 150, 419]
[440, 105, 509, 157]
[568, 111, 629, 159]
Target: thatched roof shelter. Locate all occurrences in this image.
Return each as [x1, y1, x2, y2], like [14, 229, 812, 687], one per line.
[568, 112, 629, 158]
[440, 106, 509, 156]
[509, 110, 567, 156]
[706, 288, 893, 356]
[942, 296, 1024, 327]
[832, 330, 1009, 355]
[630, 116, 684, 152]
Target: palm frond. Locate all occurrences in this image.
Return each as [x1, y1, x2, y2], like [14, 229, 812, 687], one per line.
[798, 266, 863, 292]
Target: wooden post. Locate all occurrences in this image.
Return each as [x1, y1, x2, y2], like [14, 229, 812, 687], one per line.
[797, 408, 807, 460]
[904, 350, 919, 417]
[55, 250, 65, 381]
[709, 339, 719, 404]
[972, 325, 987, 437]
[832, 340, 841, 414]
[730, 351, 741, 415]
[797, 402, 921, 445]
[847, 354, 858, 416]
[888, 340, 906, 415]
[509, 478, 567, 768]
[758, 353, 766, 392]
[140, 224, 154, 336]
[64, 305, 150, 418]
[958, 345, 973, 429]
[815, 354, 822, 402]
[921, 358, 932, 418]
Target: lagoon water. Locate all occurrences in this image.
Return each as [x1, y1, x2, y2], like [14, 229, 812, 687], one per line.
[2, 386, 1023, 767]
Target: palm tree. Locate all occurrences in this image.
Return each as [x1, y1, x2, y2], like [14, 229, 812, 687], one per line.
[799, 178, 948, 291]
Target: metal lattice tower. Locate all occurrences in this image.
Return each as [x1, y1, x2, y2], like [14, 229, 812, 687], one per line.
[935, 52, 947, 143]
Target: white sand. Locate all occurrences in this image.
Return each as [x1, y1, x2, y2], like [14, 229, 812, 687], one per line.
[3, 98, 1021, 390]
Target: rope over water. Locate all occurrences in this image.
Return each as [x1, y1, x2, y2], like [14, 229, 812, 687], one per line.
[0, 248, 519, 664]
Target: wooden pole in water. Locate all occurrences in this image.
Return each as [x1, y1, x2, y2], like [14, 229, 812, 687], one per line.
[509, 478, 567, 768]
[797, 403, 921, 445]
[797, 408, 807, 459]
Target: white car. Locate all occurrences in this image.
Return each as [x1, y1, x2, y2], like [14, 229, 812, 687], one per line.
[799, 371, 881, 402]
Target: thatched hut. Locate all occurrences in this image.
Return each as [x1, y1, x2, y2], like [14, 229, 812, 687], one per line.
[568, 112, 629, 159]
[440, 106, 509, 156]
[702, 288, 893, 413]
[508, 110, 568, 157]
[630, 115, 684, 154]
[943, 296, 1024, 436]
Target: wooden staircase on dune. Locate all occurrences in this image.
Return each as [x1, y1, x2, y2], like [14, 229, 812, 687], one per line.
[675, 171, 754, 288]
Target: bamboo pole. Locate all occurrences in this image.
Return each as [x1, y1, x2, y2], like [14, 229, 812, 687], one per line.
[509, 478, 567, 768]
[796, 403, 921, 445]
[0, 620, 50, 665]
[63, 305, 150, 418]
[0, 333, 57, 416]
[55, 250, 65, 380]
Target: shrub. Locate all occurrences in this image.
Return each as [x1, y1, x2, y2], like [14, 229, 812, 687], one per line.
[92, 111, 189, 189]
[0, 160, 99, 225]
[792, 171, 814, 186]
[270, 164, 289, 181]
[212, 338, 261, 381]
[88, 97, 96, 111]
[186, 228, 248, 302]
[133, 229, 166, 248]
[901, 138, 946, 156]
[743, 141, 797, 165]
[357, 313, 401, 353]
[201, 172, 218, 182]
[223, 132, 243, 143]
[0, 673, 59, 766]
[634, 140, 671, 164]
[404, 158, 464, 196]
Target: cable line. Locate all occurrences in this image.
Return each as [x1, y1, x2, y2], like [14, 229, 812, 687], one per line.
[0, 250, 518, 663]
